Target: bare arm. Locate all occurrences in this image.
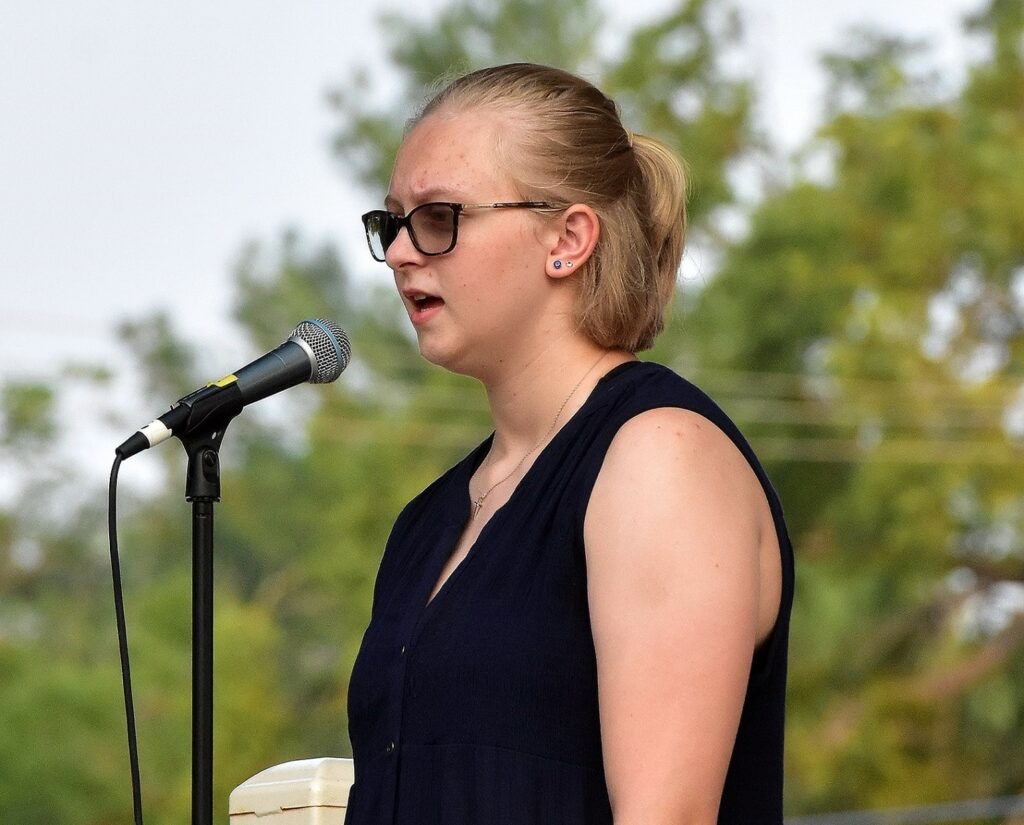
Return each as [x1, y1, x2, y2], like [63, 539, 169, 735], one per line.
[584, 407, 778, 825]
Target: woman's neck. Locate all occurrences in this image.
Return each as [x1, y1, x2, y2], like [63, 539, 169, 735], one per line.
[480, 337, 633, 460]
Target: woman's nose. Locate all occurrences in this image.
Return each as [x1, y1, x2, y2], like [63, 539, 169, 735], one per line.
[384, 224, 421, 268]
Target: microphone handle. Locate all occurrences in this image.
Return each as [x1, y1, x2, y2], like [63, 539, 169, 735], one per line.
[114, 338, 316, 460]
[232, 339, 314, 404]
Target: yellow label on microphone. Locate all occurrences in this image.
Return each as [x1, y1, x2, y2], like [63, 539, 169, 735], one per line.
[208, 374, 238, 388]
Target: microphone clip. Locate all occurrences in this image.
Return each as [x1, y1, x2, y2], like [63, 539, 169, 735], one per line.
[175, 384, 245, 501]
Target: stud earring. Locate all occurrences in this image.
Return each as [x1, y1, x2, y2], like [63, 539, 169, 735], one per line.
[565, 260, 574, 268]
[553, 260, 562, 270]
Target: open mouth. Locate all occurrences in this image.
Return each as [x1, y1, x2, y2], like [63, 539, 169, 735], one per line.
[406, 291, 444, 313]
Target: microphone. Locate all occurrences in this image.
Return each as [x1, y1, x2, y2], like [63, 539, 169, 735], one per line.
[116, 319, 351, 460]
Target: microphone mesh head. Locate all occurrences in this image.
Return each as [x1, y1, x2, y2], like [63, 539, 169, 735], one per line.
[289, 319, 351, 383]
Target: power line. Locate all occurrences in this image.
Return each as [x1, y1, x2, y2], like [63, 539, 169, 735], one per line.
[693, 368, 1022, 396]
[334, 384, 1024, 443]
[0, 311, 113, 338]
[300, 414, 1024, 466]
[753, 436, 1023, 466]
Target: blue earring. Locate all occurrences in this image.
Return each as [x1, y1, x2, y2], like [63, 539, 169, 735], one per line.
[553, 260, 562, 270]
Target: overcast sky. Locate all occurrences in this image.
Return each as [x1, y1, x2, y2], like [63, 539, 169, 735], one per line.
[1, 0, 980, 389]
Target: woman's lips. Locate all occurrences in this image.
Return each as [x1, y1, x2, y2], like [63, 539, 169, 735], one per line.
[405, 290, 445, 324]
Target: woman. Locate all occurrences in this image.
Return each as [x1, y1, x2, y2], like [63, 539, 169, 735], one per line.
[347, 63, 794, 825]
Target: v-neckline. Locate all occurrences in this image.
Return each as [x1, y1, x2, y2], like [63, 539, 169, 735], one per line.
[421, 430, 531, 612]
[421, 363, 636, 613]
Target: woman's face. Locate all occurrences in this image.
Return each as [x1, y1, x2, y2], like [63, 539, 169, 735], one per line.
[384, 109, 561, 378]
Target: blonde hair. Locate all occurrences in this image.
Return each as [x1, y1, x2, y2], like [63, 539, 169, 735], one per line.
[414, 63, 687, 352]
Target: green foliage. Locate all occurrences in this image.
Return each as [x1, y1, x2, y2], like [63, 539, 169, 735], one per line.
[2, 0, 1023, 822]
[821, 29, 941, 116]
[0, 647, 131, 823]
[117, 311, 199, 401]
[682, 0, 1024, 813]
[1, 381, 56, 446]
[603, 0, 753, 221]
[232, 230, 354, 351]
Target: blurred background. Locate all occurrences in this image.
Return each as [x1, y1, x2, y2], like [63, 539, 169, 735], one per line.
[1, 0, 1022, 822]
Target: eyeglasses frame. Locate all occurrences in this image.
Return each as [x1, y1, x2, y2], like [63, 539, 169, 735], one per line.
[360, 201, 562, 262]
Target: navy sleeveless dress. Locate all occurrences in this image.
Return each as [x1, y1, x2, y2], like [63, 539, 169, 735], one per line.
[345, 361, 795, 824]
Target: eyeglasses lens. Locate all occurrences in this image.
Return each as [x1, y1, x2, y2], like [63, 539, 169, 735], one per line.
[363, 213, 394, 261]
[408, 203, 457, 255]
[363, 203, 458, 261]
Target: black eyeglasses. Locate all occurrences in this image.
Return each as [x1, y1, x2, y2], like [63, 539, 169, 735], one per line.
[360, 201, 561, 262]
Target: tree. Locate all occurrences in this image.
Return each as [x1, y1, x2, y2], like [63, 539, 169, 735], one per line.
[4, 0, 1022, 821]
[685, 0, 1024, 812]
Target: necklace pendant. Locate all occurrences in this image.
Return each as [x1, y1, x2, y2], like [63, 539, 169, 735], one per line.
[471, 496, 485, 519]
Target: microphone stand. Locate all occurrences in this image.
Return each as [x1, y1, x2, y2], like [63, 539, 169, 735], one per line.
[178, 407, 241, 825]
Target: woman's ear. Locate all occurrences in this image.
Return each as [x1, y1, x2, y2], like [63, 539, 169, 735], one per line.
[547, 204, 600, 278]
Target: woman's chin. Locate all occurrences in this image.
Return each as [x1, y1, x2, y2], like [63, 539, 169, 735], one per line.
[416, 337, 483, 379]
[416, 336, 460, 370]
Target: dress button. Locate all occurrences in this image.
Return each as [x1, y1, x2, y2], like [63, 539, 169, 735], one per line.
[385, 741, 395, 755]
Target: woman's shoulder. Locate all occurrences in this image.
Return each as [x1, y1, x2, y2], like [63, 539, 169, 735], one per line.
[592, 406, 769, 553]
[578, 359, 788, 540]
[594, 363, 763, 513]
[589, 360, 739, 442]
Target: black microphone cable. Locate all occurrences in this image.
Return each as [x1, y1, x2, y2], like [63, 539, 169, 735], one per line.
[108, 455, 145, 825]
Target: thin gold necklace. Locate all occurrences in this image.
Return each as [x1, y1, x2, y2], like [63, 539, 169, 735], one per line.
[470, 352, 607, 519]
